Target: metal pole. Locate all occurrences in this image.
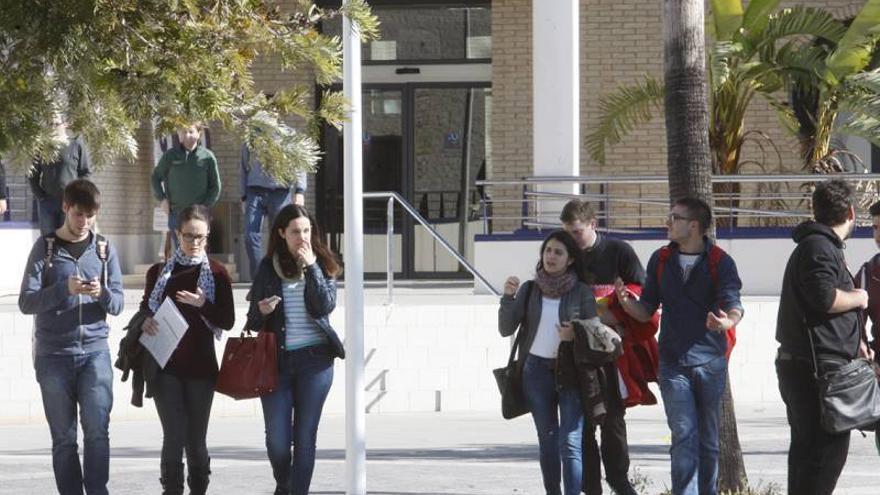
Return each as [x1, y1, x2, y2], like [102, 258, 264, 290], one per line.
[386, 196, 394, 306]
[342, 4, 366, 494]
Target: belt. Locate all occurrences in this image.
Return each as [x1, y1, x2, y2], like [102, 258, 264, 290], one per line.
[776, 349, 811, 363]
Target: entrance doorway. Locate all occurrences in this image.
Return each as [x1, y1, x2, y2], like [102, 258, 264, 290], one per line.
[317, 82, 491, 279]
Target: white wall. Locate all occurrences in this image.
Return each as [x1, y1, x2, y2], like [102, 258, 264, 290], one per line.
[475, 236, 879, 296]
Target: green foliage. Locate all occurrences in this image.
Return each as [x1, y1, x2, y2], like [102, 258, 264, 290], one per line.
[584, 78, 664, 166]
[0, 0, 379, 182]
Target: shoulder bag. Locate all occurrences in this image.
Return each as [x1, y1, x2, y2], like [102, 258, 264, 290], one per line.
[216, 327, 278, 400]
[493, 282, 533, 420]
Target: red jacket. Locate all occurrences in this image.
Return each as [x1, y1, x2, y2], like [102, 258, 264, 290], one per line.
[594, 284, 660, 408]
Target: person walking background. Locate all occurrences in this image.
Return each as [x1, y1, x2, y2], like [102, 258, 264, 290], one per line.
[28, 114, 92, 235]
[498, 230, 599, 495]
[138, 204, 235, 494]
[240, 142, 307, 281]
[151, 123, 221, 252]
[246, 204, 343, 495]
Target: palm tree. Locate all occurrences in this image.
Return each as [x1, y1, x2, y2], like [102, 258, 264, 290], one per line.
[587, 1, 848, 197]
[786, 0, 880, 172]
[664, 0, 746, 491]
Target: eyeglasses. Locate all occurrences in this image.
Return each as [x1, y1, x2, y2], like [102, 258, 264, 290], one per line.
[667, 213, 693, 222]
[180, 233, 209, 244]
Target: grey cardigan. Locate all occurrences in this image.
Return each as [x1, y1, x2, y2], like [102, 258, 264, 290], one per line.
[498, 279, 598, 364]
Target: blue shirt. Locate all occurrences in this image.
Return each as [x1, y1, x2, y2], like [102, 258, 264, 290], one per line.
[282, 280, 327, 350]
[240, 144, 306, 198]
[640, 238, 744, 366]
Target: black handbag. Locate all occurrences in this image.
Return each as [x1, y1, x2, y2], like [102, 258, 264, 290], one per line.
[807, 315, 880, 434]
[493, 282, 532, 420]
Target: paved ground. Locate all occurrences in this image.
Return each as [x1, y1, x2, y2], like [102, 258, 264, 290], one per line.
[1, 403, 878, 494]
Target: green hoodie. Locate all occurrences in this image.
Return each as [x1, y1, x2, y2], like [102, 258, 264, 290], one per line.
[151, 144, 221, 212]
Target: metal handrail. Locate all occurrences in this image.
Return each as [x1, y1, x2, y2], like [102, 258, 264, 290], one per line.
[362, 191, 501, 301]
[475, 172, 880, 186]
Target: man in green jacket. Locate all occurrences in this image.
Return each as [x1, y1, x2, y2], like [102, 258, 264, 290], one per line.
[151, 123, 221, 251]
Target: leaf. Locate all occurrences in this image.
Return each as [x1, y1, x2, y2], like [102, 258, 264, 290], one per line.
[826, 0, 880, 81]
[585, 77, 665, 165]
[709, 0, 744, 41]
[740, 0, 782, 34]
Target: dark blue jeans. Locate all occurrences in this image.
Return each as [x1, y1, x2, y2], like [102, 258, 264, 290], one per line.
[522, 354, 584, 495]
[38, 196, 65, 235]
[34, 350, 113, 495]
[261, 345, 334, 495]
[167, 209, 179, 252]
[152, 372, 216, 469]
[659, 355, 728, 495]
[243, 187, 291, 279]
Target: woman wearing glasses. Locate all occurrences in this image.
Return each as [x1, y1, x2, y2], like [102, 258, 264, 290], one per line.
[246, 204, 343, 495]
[139, 204, 235, 495]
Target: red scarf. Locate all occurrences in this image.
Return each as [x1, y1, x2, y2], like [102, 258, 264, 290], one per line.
[533, 268, 577, 298]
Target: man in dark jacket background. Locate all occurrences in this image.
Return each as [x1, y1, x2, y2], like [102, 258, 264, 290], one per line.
[775, 178, 867, 495]
[560, 199, 641, 495]
[28, 115, 92, 234]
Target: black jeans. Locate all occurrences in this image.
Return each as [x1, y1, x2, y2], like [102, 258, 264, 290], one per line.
[582, 366, 630, 495]
[152, 371, 216, 469]
[776, 358, 850, 495]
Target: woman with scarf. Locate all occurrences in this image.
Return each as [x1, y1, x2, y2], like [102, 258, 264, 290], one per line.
[246, 204, 343, 495]
[139, 204, 235, 495]
[498, 230, 598, 495]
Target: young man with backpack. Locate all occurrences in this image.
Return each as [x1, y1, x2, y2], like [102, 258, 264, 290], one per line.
[614, 197, 743, 495]
[19, 179, 124, 495]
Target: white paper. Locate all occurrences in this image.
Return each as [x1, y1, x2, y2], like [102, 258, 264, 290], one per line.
[152, 207, 168, 232]
[139, 297, 188, 368]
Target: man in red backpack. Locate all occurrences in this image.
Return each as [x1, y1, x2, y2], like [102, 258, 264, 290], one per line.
[614, 197, 743, 495]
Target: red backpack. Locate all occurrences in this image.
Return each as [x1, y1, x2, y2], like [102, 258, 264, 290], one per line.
[656, 244, 737, 359]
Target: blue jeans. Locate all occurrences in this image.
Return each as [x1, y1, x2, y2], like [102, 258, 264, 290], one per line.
[34, 350, 114, 495]
[243, 187, 291, 279]
[659, 355, 728, 495]
[261, 345, 334, 495]
[522, 354, 584, 495]
[38, 196, 65, 235]
[167, 209, 179, 252]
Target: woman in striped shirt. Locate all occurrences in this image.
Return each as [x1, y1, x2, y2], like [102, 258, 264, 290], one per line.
[246, 204, 343, 495]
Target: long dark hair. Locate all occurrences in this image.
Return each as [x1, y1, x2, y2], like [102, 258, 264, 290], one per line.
[267, 204, 341, 279]
[534, 229, 582, 275]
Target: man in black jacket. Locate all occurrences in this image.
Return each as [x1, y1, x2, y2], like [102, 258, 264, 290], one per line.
[28, 116, 92, 234]
[776, 179, 868, 495]
[561, 199, 641, 495]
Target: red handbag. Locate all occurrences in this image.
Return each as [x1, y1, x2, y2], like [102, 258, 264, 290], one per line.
[216, 329, 278, 400]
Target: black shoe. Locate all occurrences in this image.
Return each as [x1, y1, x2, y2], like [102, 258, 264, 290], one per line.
[186, 457, 211, 495]
[160, 462, 185, 495]
[608, 479, 638, 495]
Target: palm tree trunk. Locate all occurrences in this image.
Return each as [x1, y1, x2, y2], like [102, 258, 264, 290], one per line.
[663, 0, 748, 492]
[663, 0, 711, 201]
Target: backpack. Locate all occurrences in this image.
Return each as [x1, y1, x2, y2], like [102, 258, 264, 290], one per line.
[43, 233, 110, 286]
[656, 244, 737, 359]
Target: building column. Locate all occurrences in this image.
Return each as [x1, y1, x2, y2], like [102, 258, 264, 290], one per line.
[532, 0, 579, 225]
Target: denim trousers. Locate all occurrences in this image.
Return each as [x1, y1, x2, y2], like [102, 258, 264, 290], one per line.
[38, 196, 65, 235]
[776, 358, 850, 495]
[261, 345, 334, 495]
[522, 354, 584, 495]
[167, 209, 180, 252]
[151, 371, 216, 469]
[658, 355, 727, 495]
[243, 187, 291, 279]
[34, 350, 114, 495]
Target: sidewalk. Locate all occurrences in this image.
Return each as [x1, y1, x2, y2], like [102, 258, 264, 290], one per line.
[0, 402, 878, 494]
